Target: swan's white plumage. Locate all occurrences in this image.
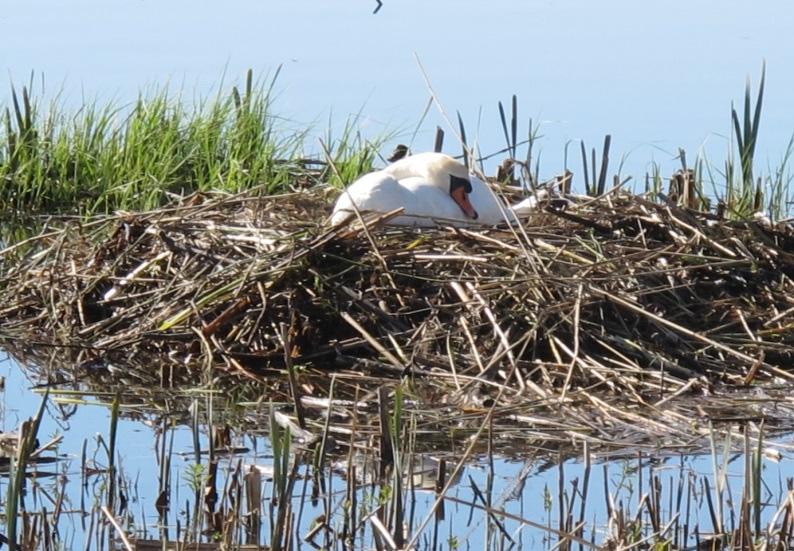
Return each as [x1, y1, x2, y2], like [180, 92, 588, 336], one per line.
[330, 152, 538, 227]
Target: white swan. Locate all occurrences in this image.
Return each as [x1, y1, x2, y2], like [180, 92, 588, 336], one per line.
[330, 152, 538, 227]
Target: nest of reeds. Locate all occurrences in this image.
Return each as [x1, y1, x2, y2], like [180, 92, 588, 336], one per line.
[2, 186, 794, 451]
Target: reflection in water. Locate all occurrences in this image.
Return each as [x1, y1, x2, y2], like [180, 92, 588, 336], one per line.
[1, 356, 791, 551]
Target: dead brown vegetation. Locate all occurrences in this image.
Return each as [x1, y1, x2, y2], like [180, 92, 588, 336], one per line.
[2, 186, 794, 453]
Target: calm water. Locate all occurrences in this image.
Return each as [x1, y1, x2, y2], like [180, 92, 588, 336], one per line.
[3, 1, 794, 547]
[3, 1, 794, 184]
[2, 352, 791, 549]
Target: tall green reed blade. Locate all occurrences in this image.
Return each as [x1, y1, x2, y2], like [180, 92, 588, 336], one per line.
[457, 110, 468, 169]
[156, 416, 173, 542]
[189, 398, 202, 540]
[497, 95, 518, 160]
[753, 423, 764, 536]
[10, 86, 26, 135]
[5, 84, 38, 178]
[731, 63, 765, 191]
[596, 134, 611, 196]
[579, 136, 611, 196]
[390, 383, 405, 549]
[580, 140, 590, 194]
[377, 386, 394, 482]
[269, 404, 292, 551]
[769, 135, 794, 219]
[497, 95, 520, 185]
[708, 422, 730, 536]
[524, 117, 542, 190]
[232, 84, 241, 110]
[107, 392, 120, 514]
[245, 67, 254, 100]
[511, 94, 518, 161]
[21, 86, 33, 135]
[3, 107, 18, 176]
[6, 389, 49, 551]
[498, 101, 508, 151]
[233, 68, 256, 111]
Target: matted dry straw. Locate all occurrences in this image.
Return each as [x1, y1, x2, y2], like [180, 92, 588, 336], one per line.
[2, 186, 794, 451]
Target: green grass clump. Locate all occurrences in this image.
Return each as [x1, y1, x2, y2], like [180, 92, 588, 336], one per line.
[0, 70, 382, 219]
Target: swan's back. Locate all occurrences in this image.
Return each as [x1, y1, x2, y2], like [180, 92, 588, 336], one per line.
[331, 173, 462, 227]
[330, 171, 407, 225]
[384, 152, 462, 183]
[396, 177, 470, 223]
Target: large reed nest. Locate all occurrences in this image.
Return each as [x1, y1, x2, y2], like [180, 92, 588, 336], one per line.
[2, 186, 794, 452]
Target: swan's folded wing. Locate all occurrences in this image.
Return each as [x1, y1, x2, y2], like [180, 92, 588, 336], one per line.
[331, 172, 406, 225]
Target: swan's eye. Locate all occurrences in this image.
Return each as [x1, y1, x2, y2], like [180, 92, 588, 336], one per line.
[449, 174, 472, 194]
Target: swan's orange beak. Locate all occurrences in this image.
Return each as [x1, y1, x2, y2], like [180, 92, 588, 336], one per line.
[450, 187, 478, 220]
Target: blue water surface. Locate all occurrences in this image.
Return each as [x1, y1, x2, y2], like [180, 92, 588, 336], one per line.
[3, 0, 794, 184]
[3, 1, 794, 547]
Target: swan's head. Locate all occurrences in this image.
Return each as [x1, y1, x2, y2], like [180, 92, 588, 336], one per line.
[449, 174, 478, 220]
[420, 153, 479, 220]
